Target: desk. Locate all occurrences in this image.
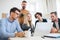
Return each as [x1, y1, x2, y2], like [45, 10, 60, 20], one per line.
[9, 36, 60, 40]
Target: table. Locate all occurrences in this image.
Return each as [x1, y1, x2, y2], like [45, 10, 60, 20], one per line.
[9, 36, 60, 40]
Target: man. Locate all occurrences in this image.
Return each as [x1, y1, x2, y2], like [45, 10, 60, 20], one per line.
[18, 1, 29, 28]
[50, 12, 60, 33]
[0, 7, 25, 40]
[35, 12, 47, 26]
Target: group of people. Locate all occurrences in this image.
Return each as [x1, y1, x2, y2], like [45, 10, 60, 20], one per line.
[35, 12, 60, 33]
[0, 0, 60, 40]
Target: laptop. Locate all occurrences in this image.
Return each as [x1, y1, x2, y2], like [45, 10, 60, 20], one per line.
[34, 22, 53, 37]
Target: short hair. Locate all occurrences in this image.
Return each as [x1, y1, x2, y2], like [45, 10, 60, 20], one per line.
[50, 11, 57, 16]
[22, 0, 27, 3]
[10, 7, 20, 14]
[35, 12, 42, 18]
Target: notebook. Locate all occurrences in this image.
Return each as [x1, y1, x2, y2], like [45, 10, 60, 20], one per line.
[44, 33, 60, 38]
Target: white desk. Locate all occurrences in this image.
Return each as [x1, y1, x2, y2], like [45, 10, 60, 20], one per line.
[9, 36, 60, 40]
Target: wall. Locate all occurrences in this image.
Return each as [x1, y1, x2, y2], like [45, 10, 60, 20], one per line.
[56, 0, 60, 18]
[0, 0, 23, 18]
[0, 0, 57, 24]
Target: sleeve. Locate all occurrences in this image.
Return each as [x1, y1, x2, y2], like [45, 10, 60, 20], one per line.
[35, 21, 37, 27]
[1, 19, 15, 38]
[45, 19, 47, 22]
[43, 19, 47, 22]
[16, 21, 23, 32]
[35, 20, 39, 27]
[31, 24, 35, 33]
[53, 22, 56, 28]
[22, 24, 30, 31]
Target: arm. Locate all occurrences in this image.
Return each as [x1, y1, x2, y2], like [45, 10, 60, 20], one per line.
[50, 22, 58, 33]
[16, 21, 23, 32]
[35, 20, 39, 28]
[31, 25, 35, 34]
[1, 20, 15, 37]
[50, 27, 58, 33]
[15, 21, 25, 37]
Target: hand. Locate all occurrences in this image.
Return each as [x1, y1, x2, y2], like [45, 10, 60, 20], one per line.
[15, 32, 25, 37]
[50, 27, 58, 33]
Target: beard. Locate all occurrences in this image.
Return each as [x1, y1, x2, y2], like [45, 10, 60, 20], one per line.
[22, 6, 26, 9]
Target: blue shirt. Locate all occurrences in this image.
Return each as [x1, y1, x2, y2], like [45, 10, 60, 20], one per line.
[0, 18, 23, 38]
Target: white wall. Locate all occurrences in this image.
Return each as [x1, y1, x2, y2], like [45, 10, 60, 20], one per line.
[45, 0, 57, 19]
[0, 0, 57, 24]
[0, 0, 23, 18]
[46, 0, 57, 13]
[56, 0, 60, 18]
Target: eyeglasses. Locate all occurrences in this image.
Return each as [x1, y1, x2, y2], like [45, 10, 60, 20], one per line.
[16, 12, 20, 15]
[14, 11, 20, 15]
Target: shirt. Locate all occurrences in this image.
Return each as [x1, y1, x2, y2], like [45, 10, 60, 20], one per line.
[0, 18, 23, 38]
[18, 9, 29, 26]
[53, 18, 60, 29]
[35, 19, 47, 26]
[55, 22, 59, 30]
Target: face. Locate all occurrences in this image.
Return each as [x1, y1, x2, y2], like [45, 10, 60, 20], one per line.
[21, 2, 26, 9]
[50, 13, 57, 21]
[11, 10, 20, 20]
[36, 14, 42, 20]
[27, 14, 32, 21]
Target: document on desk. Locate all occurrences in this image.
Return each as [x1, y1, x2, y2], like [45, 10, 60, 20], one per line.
[9, 36, 43, 40]
[9, 36, 60, 40]
[44, 33, 60, 38]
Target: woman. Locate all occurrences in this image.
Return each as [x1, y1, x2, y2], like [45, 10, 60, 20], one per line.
[35, 12, 47, 26]
[21, 13, 35, 36]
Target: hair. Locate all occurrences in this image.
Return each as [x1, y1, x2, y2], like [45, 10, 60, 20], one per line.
[50, 12, 57, 16]
[20, 13, 24, 17]
[35, 12, 42, 18]
[10, 7, 20, 14]
[22, 0, 27, 3]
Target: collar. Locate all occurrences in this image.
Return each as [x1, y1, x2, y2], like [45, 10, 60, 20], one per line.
[7, 17, 14, 23]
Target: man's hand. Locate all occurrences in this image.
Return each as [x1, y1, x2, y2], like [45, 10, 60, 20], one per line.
[15, 32, 25, 37]
[50, 27, 58, 33]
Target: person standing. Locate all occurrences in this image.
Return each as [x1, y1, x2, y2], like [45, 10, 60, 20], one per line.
[18, 1, 29, 27]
